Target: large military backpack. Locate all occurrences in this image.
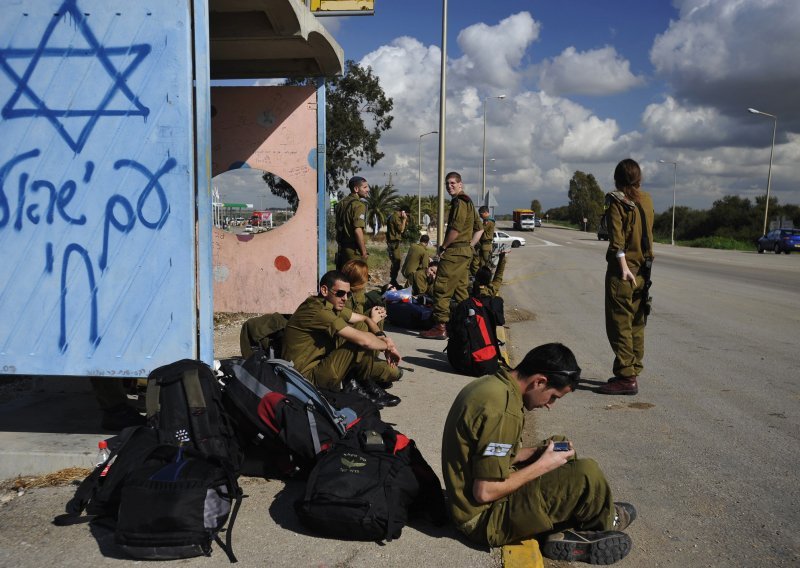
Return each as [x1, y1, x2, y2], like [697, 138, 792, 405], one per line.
[145, 359, 242, 471]
[446, 295, 505, 377]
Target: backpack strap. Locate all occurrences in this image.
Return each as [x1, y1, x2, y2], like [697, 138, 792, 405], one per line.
[213, 465, 244, 563]
[634, 201, 651, 258]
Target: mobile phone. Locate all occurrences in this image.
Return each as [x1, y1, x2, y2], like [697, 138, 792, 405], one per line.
[553, 441, 570, 452]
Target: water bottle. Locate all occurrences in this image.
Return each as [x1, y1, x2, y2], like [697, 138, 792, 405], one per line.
[96, 440, 110, 467]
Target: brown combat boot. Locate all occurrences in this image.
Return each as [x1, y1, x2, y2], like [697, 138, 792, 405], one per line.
[597, 376, 638, 395]
[420, 323, 448, 340]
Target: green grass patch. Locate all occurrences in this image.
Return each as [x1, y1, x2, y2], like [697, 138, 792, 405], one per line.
[325, 239, 391, 273]
[680, 236, 753, 251]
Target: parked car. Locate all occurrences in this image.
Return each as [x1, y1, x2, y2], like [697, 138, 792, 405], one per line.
[757, 228, 800, 254]
[494, 231, 526, 249]
[534, 217, 542, 227]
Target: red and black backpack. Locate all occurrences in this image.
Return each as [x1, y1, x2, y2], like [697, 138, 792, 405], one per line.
[446, 295, 505, 376]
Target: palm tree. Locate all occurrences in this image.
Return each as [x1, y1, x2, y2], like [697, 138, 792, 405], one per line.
[364, 183, 399, 235]
[421, 195, 439, 223]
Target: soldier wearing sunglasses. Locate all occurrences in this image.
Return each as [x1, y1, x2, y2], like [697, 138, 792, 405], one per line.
[283, 270, 403, 407]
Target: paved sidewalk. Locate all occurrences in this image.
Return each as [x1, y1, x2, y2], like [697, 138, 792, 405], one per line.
[0, 323, 514, 568]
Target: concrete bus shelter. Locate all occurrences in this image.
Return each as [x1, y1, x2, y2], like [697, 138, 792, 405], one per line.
[0, 0, 343, 377]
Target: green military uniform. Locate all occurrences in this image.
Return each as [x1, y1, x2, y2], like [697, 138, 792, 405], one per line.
[441, 367, 615, 547]
[431, 195, 481, 323]
[345, 290, 399, 383]
[470, 217, 495, 275]
[386, 213, 407, 285]
[335, 192, 367, 270]
[604, 191, 655, 378]
[473, 252, 506, 298]
[401, 242, 431, 295]
[283, 295, 394, 389]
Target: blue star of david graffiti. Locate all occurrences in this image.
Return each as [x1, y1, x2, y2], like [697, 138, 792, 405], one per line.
[0, 0, 151, 153]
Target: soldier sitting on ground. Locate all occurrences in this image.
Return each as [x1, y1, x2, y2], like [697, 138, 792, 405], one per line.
[282, 270, 402, 408]
[401, 234, 431, 285]
[441, 342, 637, 565]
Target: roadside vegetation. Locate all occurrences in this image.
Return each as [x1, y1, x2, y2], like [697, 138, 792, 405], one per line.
[541, 171, 799, 250]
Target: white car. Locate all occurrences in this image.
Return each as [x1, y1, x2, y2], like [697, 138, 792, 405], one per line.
[494, 230, 526, 249]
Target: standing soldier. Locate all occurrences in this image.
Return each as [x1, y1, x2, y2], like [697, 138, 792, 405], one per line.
[386, 205, 409, 288]
[335, 176, 370, 270]
[598, 159, 655, 396]
[470, 206, 496, 275]
[421, 172, 483, 340]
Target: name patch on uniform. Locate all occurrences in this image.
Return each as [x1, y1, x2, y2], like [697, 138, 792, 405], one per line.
[482, 443, 513, 457]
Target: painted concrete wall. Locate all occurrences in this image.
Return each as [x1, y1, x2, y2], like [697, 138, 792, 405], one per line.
[0, 0, 205, 376]
[211, 86, 319, 314]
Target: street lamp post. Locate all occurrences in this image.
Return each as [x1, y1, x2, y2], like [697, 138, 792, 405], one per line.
[418, 131, 438, 225]
[481, 95, 506, 203]
[747, 107, 777, 235]
[658, 160, 677, 246]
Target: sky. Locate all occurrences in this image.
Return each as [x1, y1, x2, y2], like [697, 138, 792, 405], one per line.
[307, 0, 800, 215]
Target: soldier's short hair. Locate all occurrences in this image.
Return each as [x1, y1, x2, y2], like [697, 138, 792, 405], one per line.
[515, 343, 581, 391]
[320, 270, 347, 290]
[445, 171, 462, 183]
[478, 206, 489, 215]
[348, 176, 367, 191]
[420, 234, 430, 244]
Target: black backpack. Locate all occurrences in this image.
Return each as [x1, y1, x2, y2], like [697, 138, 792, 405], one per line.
[296, 429, 447, 542]
[219, 351, 379, 477]
[115, 444, 242, 562]
[145, 359, 242, 471]
[446, 295, 505, 376]
[54, 426, 243, 563]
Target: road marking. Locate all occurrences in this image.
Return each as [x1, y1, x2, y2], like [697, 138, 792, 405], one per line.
[523, 239, 561, 247]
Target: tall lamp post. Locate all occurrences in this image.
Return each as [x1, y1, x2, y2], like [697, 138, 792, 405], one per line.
[747, 107, 777, 235]
[418, 131, 438, 224]
[481, 95, 506, 203]
[658, 160, 677, 246]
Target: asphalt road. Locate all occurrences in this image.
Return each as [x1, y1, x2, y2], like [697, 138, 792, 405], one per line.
[502, 224, 800, 567]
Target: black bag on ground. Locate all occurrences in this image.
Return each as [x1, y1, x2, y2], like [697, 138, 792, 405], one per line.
[446, 295, 505, 376]
[145, 359, 242, 470]
[296, 429, 447, 542]
[219, 351, 372, 476]
[386, 297, 434, 330]
[114, 444, 243, 562]
[54, 426, 242, 563]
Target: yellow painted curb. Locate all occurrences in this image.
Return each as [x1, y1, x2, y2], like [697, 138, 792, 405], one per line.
[502, 539, 544, 568]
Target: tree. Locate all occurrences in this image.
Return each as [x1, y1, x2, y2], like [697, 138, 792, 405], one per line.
[567, 171, 604, 229]
[261, 173, 299, 212]
[288, 61, 394, 196]
[530, 199, 542, 214]
[363, 183, 398, 237]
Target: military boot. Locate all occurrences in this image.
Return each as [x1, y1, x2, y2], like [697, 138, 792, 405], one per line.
[420, 323, 448, 340]
[597, 376, 638, 395]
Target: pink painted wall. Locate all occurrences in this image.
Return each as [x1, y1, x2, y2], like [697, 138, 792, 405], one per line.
[211, 86, 318, 314]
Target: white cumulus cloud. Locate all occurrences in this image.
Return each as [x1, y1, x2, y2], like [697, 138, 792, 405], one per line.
[538, 46, 645, 96]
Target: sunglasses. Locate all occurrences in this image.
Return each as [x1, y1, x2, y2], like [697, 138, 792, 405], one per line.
[332, 289, 352, 298]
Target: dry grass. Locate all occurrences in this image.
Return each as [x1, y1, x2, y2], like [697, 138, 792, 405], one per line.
[2, 467, 92, 492]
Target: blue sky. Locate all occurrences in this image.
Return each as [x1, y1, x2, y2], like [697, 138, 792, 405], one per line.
[311, 0, 800, 216]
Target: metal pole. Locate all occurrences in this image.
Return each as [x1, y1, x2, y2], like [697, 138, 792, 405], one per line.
[748, 108, 777, 235]
[481, 98, 487, 203]
[764, 117, 776, 235]
[418, 136, 423, 225]
[436, 0, 448, 246]
[671, 162, 677, 246]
